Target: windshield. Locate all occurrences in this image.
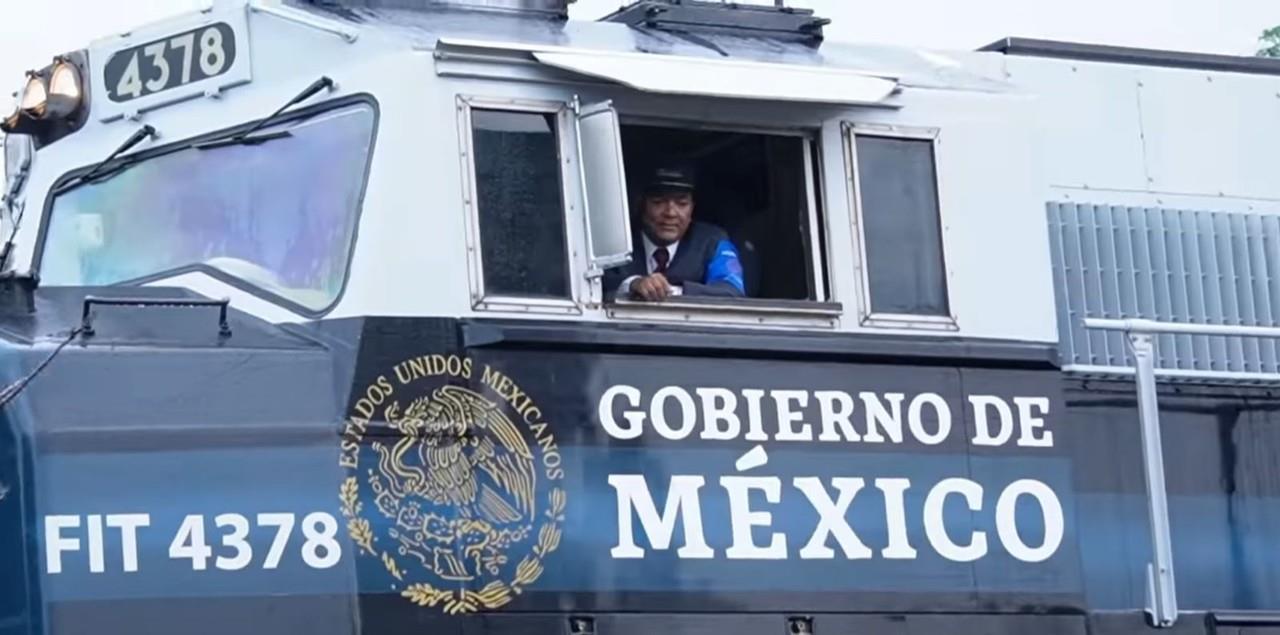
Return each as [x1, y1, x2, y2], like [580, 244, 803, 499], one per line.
[39, 102, 376, 312]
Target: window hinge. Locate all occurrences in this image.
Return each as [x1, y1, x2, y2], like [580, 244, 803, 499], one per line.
[583, 266, 604, 307]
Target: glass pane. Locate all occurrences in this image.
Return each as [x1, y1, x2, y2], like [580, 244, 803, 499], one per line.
[855, 135, 949, 316]
[472, 109, 569, 299]
[578, 102, 630, 268]
[41, 103, 375, 312]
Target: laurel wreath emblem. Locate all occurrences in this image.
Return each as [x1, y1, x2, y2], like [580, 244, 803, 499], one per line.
[340, 477, 565, 614]
[338, 378, 566, 614]
[396, 488, 564, 614]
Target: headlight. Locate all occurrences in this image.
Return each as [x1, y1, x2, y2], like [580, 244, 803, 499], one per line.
[18, 73, 48, 118]
[44, 59, 83, 119]
[1, 54, 87, 139]
[2, 74, 48, 133]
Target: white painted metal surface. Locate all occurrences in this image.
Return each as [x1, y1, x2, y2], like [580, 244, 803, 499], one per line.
[532, 50, 900, 105]
[0, 0, 1179, 349]
[1137, 71, 1280, 202]
[1005, 54, 1280, 207]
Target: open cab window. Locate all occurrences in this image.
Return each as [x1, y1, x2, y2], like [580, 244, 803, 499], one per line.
[590, 117, 840, 329]
[564, 107, 838, 327]
[613, 123, 827, 303]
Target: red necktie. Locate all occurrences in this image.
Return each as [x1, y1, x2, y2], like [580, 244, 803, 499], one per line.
[653, 247, 670, 273]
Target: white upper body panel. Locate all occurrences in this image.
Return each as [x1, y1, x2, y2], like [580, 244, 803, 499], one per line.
[5, 0, 1115, 347]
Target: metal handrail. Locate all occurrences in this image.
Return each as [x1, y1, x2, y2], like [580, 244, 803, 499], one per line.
[1083, 318, 1280, 628]
[1062, 364, 1280, 383]
[81, 296, 232, 337]
[1085, 318, 1280, 339]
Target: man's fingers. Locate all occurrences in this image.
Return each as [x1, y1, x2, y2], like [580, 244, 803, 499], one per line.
[645, 279, 666, 301]
[632, 278, 655, 301]
[634, 275, 671, 302]
[653, 274, 672, 294]
[653, 275, 674, 301]
[644, 274, 670, 301]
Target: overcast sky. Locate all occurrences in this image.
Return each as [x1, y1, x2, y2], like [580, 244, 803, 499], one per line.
[2, 0, 1279, 96]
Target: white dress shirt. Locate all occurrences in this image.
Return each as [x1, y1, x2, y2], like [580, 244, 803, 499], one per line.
[642, 234, 679, 274]
[619, 235, 683, 298]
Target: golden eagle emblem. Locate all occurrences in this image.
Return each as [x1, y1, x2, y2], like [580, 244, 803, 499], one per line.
[339, 365, 565, 614]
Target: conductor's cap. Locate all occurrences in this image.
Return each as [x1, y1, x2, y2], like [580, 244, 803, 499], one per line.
[643, 163, 696, 195]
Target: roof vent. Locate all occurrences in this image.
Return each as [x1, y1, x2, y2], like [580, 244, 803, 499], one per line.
[303, 0, 573, 18]
[602, 0, 829, 46]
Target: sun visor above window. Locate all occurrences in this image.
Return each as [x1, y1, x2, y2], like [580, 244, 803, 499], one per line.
[435, 38, 899, 106]
[533, 50, 897, 105]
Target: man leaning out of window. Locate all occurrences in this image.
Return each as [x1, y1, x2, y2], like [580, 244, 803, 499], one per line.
[605, 163, 747, 302]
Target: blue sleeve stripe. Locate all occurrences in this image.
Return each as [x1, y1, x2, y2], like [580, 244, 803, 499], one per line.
[706, 238, 746, 293]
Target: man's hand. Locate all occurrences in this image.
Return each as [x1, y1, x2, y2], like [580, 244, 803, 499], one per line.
[629, 273, 674, 301]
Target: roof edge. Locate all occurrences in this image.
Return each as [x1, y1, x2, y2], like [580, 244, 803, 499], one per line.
[980, 37, 1280, 77]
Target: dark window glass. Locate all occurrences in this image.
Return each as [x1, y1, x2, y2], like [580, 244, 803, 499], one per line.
[855, 135, 949, 316]
[42, 103, 375, 311]
[472, 109, 569, 299]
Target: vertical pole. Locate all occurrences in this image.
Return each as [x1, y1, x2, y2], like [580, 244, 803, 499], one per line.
[1129, 332, 1178, 627]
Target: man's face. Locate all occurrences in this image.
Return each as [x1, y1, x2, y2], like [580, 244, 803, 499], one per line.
[641, 191, 694, 245]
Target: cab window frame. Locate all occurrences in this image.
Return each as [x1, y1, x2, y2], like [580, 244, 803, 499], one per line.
[33, 94, 380, 319]
[604, 113, 838, 325]
[456, 95, 584, 315]
[843, 121, 957, 331]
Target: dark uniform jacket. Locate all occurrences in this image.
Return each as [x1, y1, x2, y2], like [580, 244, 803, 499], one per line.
[604, 222, 746, 300]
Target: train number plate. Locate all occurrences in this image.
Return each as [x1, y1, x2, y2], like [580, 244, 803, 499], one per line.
[104, 23, 238, 103]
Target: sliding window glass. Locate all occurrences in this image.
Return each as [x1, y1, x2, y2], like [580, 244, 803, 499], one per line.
[851, 131, 950, 320]
[470, 108, 570, 300]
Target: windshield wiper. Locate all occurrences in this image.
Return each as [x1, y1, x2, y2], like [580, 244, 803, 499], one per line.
[53, 125, 156, 195]
[195, 76, 334, 150]
[196, 129, 293, 149]
[4, 125, 156, 268]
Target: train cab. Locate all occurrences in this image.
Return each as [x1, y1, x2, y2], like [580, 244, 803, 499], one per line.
[2, 0, 1054, 343]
